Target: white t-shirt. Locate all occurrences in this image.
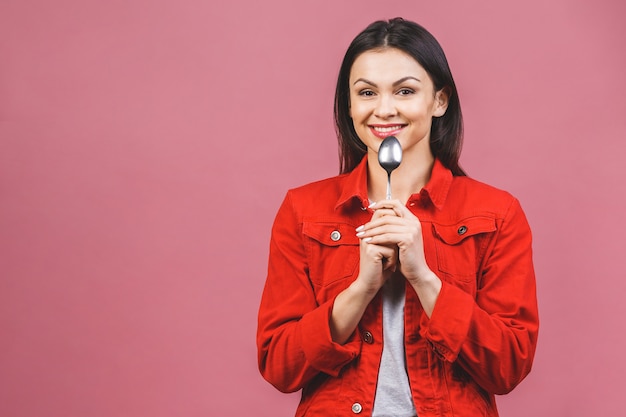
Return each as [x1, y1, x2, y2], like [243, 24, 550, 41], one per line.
[372, 273, 418, 417]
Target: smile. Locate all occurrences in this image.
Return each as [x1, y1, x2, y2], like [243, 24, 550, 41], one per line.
[369, 124, 406, 138]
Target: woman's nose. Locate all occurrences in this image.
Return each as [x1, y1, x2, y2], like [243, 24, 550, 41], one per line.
[373, 95, 397, 118]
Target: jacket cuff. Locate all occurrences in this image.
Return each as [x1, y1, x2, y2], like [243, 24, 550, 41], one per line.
[299, 298, 361, 377]
[420, 281, 474, 362]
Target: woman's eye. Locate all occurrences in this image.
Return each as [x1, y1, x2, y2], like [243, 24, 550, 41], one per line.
[398, 88, 414, 96]
[358, 90, 375, 97]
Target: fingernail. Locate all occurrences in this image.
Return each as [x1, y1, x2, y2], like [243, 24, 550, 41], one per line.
[356, 225, 364, 232]
[356, 231, 365, 237]
[368, 201, 376, 208]
[363, 237, 372, 243]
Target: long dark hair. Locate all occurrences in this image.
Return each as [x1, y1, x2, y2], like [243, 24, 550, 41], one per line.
[334, 18, 465, 175]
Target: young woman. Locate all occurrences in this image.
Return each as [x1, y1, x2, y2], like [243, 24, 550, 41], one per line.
[257, 18, 538, 417]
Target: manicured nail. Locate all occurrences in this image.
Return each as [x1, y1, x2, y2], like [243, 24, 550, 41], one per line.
[368, 201, 376, 208]
[356, 225, 364, 232]
[356, 231, 365, 237]
[363, 237, 372, 243]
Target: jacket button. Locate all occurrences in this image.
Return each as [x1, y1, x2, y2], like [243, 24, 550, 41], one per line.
[457, 225, 467, 235]
[330, 230, 341, 241]
[351, 402, 363, 414]
[362, 331, 373, 344]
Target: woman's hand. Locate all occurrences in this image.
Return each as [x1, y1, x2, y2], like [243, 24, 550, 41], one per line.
[356, 200, 430, 284]
[356, 200, 442, 316]
[352, 224, 398, 295]
[329, 205, 399, 344]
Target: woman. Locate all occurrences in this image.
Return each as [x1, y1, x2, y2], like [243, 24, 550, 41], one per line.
[257, 18, 538, 417]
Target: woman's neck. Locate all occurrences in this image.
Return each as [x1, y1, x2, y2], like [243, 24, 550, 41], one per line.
[366, 148, 434, 204]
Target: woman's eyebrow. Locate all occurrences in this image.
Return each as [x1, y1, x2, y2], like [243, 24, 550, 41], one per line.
[353, 78, 377, 87]
[393, 76, 421, 86]
[353, 76, 421, 87]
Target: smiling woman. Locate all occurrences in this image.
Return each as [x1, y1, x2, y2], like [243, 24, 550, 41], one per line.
[348, 48, 449, 203]
[257, 17, 538, 417]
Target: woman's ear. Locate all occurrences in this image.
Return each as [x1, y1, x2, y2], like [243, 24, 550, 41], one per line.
[433, 87, 450, 118]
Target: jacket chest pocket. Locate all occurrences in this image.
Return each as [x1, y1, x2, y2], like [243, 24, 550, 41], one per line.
[432, 216, 496, 284]
[303, 222, 360, 287]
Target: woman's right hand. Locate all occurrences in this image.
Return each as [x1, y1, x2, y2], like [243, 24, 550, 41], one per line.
[330, 236, 396, 344]
[329, 214, 397, 344]
[352, 217, 399, 296]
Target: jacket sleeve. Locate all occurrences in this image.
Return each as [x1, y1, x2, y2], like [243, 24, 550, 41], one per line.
[257, 192, 361, 393]
[419, 197, 539, 394]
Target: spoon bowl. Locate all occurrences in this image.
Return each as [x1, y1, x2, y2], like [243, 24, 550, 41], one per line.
[378, 136, 403, 200]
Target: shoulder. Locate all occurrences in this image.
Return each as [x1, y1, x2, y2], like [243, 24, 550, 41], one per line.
[274, 172, 353, 223]
[285, 173, 350, 207]
[452, 175, 513, 198]
[449, 175, 522, 218]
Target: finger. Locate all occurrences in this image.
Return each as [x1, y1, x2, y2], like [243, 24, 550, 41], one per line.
[383, 252, 398, 272]
[370, 208, 398, 221]
[364, 232, 413, 248]
[357, 216, 412, 237]
[360, 244, 396, 274]
[371, 200, 416, 221]
[362, 221, 408, 237]
[360, 234, 395, 254]
[360, 219, 421, 246]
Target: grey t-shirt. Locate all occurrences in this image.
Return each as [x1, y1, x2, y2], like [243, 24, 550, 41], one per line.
[372, 273, 417, 417]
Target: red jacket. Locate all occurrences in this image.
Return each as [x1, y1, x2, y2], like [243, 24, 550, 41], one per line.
[257, 157, 539, 416]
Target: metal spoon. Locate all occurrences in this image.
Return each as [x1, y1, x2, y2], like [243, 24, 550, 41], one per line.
[378, 136, 403, 200]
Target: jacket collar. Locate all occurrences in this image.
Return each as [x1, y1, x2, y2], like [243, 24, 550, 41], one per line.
[419, 158, 453, 210]
[335, 156, 370, 211]
[335, 156, 453, 211]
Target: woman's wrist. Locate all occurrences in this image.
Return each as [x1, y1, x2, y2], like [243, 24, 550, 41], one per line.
[409, 270, 442, 317]
[348, 277, 381, 302]
[330, 279, 377, 344]
[407, 268, 439, 288]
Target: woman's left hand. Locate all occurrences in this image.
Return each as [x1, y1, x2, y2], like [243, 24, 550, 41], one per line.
[356, 200, 431, 286]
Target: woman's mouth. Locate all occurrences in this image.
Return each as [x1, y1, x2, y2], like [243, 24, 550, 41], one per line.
[369, 124, 406, 139]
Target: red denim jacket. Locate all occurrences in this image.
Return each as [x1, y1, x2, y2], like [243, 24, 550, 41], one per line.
[257, 157, 539, 416]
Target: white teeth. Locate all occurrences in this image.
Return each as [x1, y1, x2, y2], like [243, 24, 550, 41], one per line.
[373, 126, 402, 133]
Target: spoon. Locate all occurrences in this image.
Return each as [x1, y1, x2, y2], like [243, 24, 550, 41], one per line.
[378, 136, 403, 200]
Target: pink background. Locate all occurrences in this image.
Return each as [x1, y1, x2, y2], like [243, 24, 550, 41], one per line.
[1, 0, 625, 416]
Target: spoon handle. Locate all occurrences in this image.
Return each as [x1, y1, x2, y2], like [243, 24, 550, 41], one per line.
[386, 173, 392, 200]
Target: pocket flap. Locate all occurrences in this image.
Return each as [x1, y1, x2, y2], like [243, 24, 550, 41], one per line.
[303, 222, 359, 246]
[433, 216, 496, 245]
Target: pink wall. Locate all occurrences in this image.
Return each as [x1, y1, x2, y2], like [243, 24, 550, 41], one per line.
[1, 1, 625, 415]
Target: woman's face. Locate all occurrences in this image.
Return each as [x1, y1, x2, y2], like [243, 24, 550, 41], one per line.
[348, 47, 448, 157]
